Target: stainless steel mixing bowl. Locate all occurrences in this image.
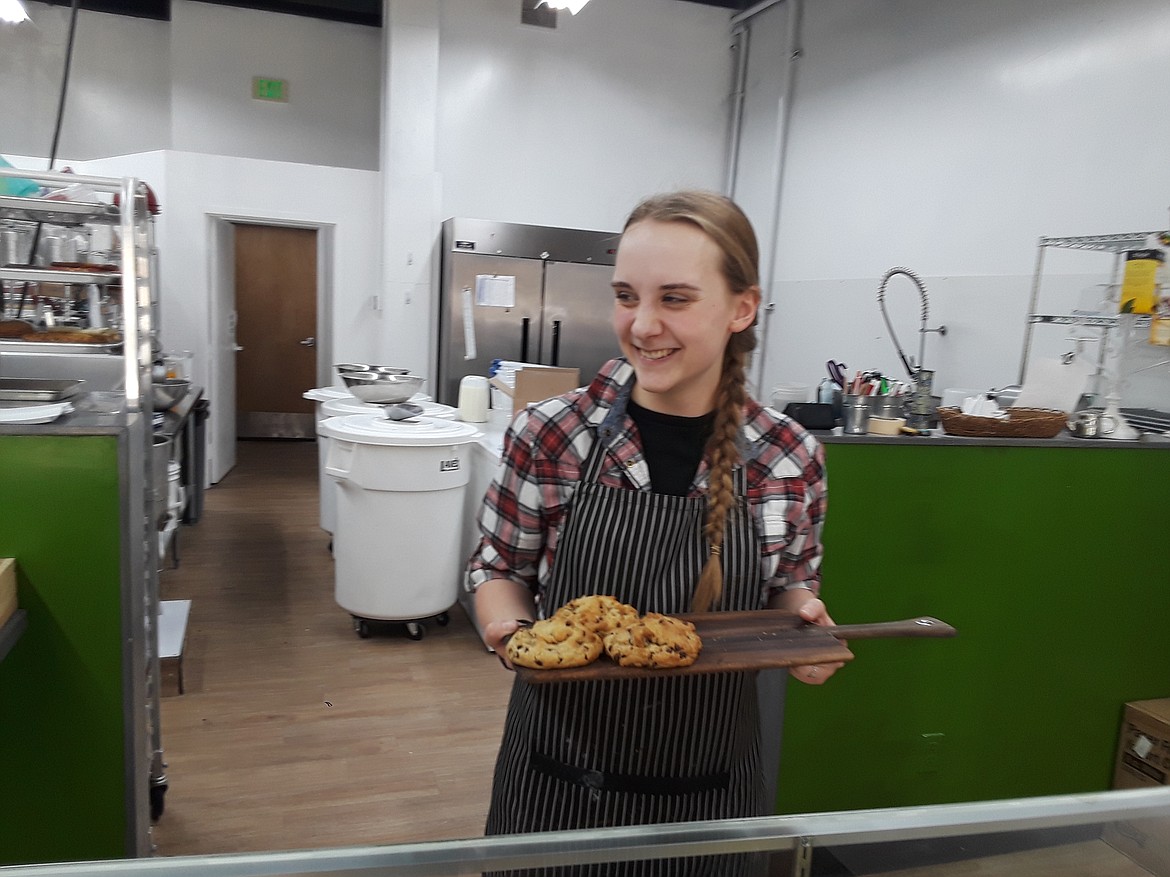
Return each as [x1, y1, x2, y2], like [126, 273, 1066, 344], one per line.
[151, 378, 190, 411]
[340, 371, 424, 404]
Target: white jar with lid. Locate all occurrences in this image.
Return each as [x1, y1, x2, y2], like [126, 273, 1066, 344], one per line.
[458, 375, 490, 422]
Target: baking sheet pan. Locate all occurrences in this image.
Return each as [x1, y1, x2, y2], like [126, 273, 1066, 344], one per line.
[514, 611, 956, 685]
[0, 377, 84, 402]
[0, 266, 121, 286]
[0, 339, 121, 355]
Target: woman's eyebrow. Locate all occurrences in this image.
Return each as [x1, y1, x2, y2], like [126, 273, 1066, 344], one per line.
[610, 280, 699, 291]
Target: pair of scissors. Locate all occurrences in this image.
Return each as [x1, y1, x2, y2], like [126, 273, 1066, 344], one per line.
[826, 360, 848, 387]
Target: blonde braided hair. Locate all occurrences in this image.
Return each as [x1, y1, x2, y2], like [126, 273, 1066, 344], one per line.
[623, 191, 760, 612]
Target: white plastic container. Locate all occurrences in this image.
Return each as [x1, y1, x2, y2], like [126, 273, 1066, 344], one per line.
[305, 387, 453, 534]
[458, 375, 490, 422]
[322, 414, 479, 635]
[305, 387, 362, 533]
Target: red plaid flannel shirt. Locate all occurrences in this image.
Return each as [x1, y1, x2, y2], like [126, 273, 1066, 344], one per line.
[467, 359, 826, 605]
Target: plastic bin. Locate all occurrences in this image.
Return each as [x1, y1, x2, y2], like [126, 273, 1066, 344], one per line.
[311, 391, 455, 534]
[322, 413, 479, 639]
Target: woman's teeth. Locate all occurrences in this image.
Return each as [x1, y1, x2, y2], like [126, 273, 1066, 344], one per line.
[640, 349, 673, 360]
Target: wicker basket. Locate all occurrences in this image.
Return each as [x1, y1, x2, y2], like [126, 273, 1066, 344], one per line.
[937, 407, 1067, 438]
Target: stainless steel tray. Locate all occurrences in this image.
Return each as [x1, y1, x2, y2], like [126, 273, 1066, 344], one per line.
[0, 377, 84, 402]
[0, 339, 122, 355]
[0, 266, 121, 286]
[0, 194, 119, 226]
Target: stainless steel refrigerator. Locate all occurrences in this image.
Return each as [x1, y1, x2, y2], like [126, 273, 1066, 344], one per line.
[435, 218, 621, 406]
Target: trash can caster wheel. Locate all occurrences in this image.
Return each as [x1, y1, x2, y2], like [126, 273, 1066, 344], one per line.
[436, 612, 450, 627]
[406, 622, 425, 641]
[149, 781, 168, 822]
[355, 618, 371, 639]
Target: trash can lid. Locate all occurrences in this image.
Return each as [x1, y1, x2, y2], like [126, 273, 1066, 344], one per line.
[321, 397, 455, 419]
[303, 386, 353, 403]
[321, 413, 479, 446]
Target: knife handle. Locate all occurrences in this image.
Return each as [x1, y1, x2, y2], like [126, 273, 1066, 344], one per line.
[820, 617, 957, 639]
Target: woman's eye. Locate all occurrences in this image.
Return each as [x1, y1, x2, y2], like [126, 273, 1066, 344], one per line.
[614, 290, 635, 304]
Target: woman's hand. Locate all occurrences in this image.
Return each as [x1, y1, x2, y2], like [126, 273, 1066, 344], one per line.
[772, 590, 845, 686]
[482, 618, 532, 670]
[474, 579, 538, 670]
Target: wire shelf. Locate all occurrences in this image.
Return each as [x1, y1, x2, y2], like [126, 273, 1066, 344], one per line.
[1038, 231, 1168, 253]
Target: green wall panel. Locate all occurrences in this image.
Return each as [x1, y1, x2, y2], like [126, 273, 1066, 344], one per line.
[776, 443, 1170, 814]
[0, 435, 127, 864]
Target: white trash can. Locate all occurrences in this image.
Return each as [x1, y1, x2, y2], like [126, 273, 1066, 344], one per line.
[304, 386, 451, 535]
[315, 395, 455, 534]
[304, 386, 360, 534]
[322, 413, 479, 639]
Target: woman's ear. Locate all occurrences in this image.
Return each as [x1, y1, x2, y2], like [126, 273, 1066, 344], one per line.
[731, 286, 761, 332]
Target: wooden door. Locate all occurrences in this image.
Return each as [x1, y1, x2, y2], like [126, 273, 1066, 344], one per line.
[233, 224, 317, 439]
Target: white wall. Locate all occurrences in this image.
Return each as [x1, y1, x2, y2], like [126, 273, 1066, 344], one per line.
[164, 151, 380, 481]
[169, 1, 381, 170]
[433, 0, 732, 228]
[377, 0, 735, 382]
[0, 0, 381, 170]
[0, 3, 171, 160]
[743, 0, 1170, 405]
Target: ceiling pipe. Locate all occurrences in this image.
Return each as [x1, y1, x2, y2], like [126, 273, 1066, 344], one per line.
[722, 24, 750, 196]
[731, 0, 786, 27]
[725, 0, 802, 398]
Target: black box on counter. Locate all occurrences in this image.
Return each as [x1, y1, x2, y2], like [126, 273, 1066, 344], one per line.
[783, 402, 836, 431]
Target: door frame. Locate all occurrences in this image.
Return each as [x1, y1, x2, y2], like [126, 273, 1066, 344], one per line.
[206, 211, 335, 484]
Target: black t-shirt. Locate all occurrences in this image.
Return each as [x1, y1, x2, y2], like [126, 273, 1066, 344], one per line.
[627, 399, 715, 496]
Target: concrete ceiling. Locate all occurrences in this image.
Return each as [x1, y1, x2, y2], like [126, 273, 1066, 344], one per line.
[35, 0, 753, 28]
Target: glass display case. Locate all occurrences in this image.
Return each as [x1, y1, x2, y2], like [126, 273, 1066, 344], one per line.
[4, 787, 1168, 876]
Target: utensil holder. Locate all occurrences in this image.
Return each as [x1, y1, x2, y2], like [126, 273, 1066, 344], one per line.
[843, 396, 869, 435]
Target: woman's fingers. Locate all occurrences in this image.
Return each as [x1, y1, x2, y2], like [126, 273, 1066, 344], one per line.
[792, 660, 845, 685]
[793, 599, 844, 684]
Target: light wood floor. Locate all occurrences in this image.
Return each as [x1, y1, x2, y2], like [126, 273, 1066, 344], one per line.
[150, 441, 1154, 877]
[152, 439, 513, 857]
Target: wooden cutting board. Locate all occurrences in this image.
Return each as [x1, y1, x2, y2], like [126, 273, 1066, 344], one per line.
[514, 610, 849, 685]
[514, 611, 956, 685]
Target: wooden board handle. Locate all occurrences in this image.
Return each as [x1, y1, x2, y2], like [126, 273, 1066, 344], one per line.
[820, 617, 957, 639]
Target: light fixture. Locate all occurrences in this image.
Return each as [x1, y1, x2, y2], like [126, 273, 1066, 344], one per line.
[537, 0, 592, 14]
[0, 0, 30, 24]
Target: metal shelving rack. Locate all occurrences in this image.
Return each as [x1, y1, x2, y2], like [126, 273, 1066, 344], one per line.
[1019, 230, 1166, 386]
[0, 167, 163, 855]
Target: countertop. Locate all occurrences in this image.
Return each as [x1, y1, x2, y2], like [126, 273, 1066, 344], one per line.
[470, 407, 1170, 459]
[818, 430, 1170, 449]
[0, 385, 205, 437]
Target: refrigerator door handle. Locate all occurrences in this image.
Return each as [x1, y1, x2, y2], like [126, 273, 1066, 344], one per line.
[520, 317, 530, 363]
[550, 320, 562, 366]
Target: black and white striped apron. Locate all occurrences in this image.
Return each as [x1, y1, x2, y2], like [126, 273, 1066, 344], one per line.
[484, 429, 767, 877]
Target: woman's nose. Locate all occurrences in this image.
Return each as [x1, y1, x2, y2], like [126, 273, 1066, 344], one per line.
[630, 303, 661, 337]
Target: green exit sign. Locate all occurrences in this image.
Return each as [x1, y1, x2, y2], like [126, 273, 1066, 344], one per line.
[252, 77, 288, 102]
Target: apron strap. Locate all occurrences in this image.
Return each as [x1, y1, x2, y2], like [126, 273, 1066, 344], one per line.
[531, 752, 730, 796]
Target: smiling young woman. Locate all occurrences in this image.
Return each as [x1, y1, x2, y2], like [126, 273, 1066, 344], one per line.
[468, 190, 838, 877]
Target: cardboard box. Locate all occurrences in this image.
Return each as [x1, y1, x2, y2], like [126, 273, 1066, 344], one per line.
[1102, 700, 1170, 873]
[0, 557, 16, 628]
[1113, 699, 1170, 790]
[490, 366, 580, 415]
